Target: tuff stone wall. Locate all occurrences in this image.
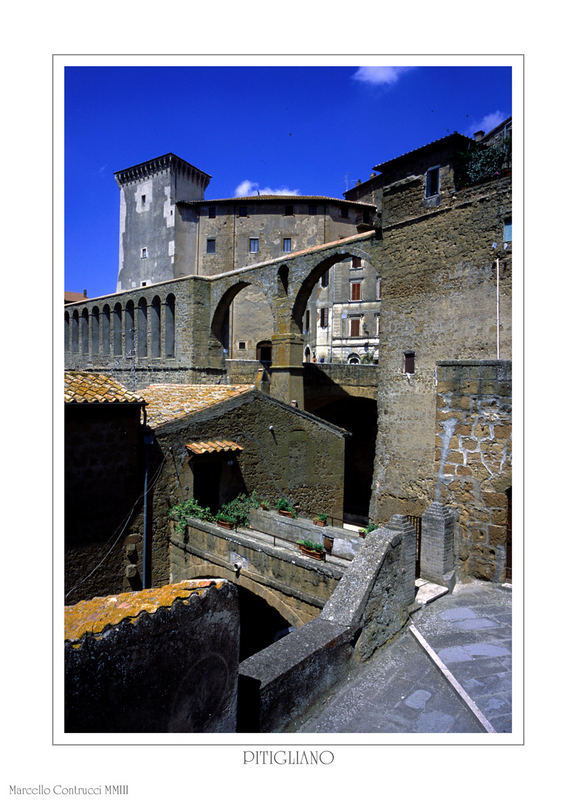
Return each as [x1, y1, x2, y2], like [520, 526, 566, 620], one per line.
[65, 580, 239, 733]
[434, 360, 512, 582]
[369, 176, 512, 527]
[134, 391, 347, 588]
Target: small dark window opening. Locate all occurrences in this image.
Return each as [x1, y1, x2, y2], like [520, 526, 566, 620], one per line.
[207, 238, 216, 254]
[238, 206, 248, 217]
[284, 205, 294, 216]
[404, 351, 415, 374]
[320, 271, 329, 288]
[426, 167, 440, 197]
[352, 256, 362, 269]
[141, 194, 146, 206]
[320, 308, 329, 328]
[238, 341, 246, 350]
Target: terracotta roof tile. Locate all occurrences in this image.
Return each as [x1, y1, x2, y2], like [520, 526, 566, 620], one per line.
[65, 371, 144, 404]
[140, 383, 254, 428]
[186, 440, 243, 455]
[64, 580, 224, 642]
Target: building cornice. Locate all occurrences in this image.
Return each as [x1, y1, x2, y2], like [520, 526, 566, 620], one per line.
[114, 153, 211, 188]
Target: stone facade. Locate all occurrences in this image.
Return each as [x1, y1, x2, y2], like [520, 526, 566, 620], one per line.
[135, 388, 347, 588]
[433, 361, 512, 582]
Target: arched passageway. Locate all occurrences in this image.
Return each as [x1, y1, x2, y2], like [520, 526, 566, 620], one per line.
[236, 586, 293, 661]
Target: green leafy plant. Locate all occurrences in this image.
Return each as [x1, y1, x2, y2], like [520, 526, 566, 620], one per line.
[360, 521, 378, 536]
[453, 143, 509, 190]
[276, 497, 297, 518]
[217, 491, 261, 528]
[170, 497, 215, 534]
[314, 513, 328, 523]
[297, 539, 325, 553]
[215, 511, 236, 525]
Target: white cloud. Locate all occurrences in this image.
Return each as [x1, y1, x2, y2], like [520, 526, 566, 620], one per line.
[234, 180, 300, 197]
[469, 110, 507, 136]
[352, 66, 414, 86]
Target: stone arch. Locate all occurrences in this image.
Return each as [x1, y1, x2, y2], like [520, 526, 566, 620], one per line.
[113, 303, 122, 356]
[102, 305, 111, 356]
[137, 297, 148, 358]
[64, 311, 70, 352]
[150, 296, 161, 357]
[291, 247, 374, 333]
[178, 564, 312, 628]
[80, 308, 89, 355]
[91, 306, 100, 358]
[165, 293, 175, 358]
[209, 279, 273, 364]
[125, 300, 135, 357]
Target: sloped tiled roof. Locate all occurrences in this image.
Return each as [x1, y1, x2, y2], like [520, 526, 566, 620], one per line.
[64, 371, 144, 404]
[186, 440, 243, 455]
[65, 580, 224, 642]
[140, 383, 254, 428]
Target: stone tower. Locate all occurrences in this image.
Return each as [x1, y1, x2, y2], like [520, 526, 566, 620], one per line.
[114, 153, 211, 291]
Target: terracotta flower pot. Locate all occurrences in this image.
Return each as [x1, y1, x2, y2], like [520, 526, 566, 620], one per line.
[314, 519, 327, 527]
[298, 544, 326, 561]
[217, 520, 234, 530]
[279, 509, 293, 517]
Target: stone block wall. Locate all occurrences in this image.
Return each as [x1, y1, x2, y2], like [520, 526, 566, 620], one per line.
[370, 176, 512, 524]
[434, 360, 512, 582]
[65, 580, 239, 733]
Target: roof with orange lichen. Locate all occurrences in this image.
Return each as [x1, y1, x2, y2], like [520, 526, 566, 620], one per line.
[65, 371, 144, 405]
[64, 580, 224, 642]
[139, 383, 254, 428]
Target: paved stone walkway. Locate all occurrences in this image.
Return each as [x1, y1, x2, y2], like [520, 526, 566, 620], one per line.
[296, 581, 512, 734]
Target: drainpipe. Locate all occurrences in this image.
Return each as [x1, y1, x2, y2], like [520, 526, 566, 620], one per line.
[496, 256, 501, 359]
[142, 425, 154, 589]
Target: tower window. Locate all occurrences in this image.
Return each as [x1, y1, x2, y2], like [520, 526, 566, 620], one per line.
[320, 308, 329, 328]
[141, 194, 146, 206]
[283, 238, 292, 253]
[250, 238, 259, 253]
[404, 351, 415, 374]
[206, 238, 216, 254]
[320, 271, 329, 288]
[504, 218, 512, 242]
[141, 247, 148, 259]
[425, 166, 440, 197]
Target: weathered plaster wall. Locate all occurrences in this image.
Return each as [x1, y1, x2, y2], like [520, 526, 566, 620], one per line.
[65, 580, 239, 733]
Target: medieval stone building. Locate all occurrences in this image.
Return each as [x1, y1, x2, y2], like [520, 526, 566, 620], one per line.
[65, 117, 512, 585]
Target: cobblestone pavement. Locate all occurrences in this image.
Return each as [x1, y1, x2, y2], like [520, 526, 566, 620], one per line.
[296, 581, 512, 734]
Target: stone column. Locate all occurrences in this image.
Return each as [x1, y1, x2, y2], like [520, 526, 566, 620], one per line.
[269, 332, 305, 408]
[420, 502, 456, 590]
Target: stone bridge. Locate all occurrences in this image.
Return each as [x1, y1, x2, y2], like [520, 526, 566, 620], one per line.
[169, 508, 366, 627]
[64, 230, 380, 405]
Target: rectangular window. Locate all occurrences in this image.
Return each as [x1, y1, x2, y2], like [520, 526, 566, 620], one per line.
[284, 205, 294, 216]
[238, 341, 246, 351]
[351, 256, 362, 269]
[141, 247, 148, 259]
[238, 206, 248, 217]
[350, 318, 361, 337]
[206, 238, 216, 254]
[208, 206, 216, 218]
[250, 238, 259, 253]
[404, 351, 415, 374]
[305, 309, 310, 333]
[320, 308, 329, 328]
[320, 271, 329, 288]
[283, 238, 292, 252]
[141, 194, 146, 206]
[504, 219, 512, 242]
[426, 166, 440, 197]
[351, 281, 361, 301]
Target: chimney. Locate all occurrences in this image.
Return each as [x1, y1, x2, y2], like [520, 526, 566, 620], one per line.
[473, 130, 485, 142]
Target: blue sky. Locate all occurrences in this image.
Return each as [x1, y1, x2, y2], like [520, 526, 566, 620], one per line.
[65, 64, 511, 298]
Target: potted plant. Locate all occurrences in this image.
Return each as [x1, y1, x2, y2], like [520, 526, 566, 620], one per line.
[359, 521, 378, 539]
[313, 513, 328, 527]
[276, 497, 297, 518]
[297, 539, 326, 561]
[215, 511, 235, 530]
